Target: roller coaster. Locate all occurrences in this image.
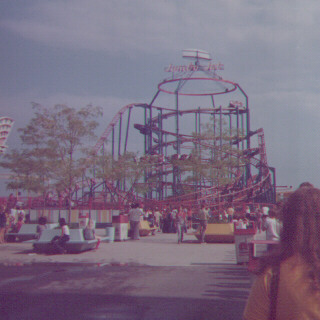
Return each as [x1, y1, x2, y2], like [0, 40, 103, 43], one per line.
[74, 49, 276, 210]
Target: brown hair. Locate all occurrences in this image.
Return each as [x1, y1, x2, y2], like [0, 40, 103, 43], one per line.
[298, 181, 314, 188]
[259, 187, 320, 289]
[281, 187, 320, 260]
[268, 209, 277, 219]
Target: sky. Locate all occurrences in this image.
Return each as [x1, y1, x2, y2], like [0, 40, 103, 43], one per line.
[1, 0, 320, 193]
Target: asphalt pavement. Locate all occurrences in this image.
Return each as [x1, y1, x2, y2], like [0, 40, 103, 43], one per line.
[0, 230, 265, 320]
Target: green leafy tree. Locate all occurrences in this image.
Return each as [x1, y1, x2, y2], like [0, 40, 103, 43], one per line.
[0, 149, 48, 193]
[172, 118, 245, 195]
[95, 151, 148, 199]
[1, 103, 102, 217]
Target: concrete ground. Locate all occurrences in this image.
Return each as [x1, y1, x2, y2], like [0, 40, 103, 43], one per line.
[0, 231, 238, 266]
[0, 230, 266, 320]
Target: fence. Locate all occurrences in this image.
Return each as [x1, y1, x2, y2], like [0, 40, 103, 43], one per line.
[27, 209, 116, 224]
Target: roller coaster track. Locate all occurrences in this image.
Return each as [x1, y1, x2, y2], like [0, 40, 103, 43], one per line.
[91, 103, 148, 156]
[92, 103, 248, 157]
[84, 101, 273, 208]
[26, 51, 276, 210]
[45, 104, 140, 206]
[137, 125, 272, 208]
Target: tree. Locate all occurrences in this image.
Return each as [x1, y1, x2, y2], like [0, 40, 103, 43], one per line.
[171, 118, 245, 197]
[1, 103, 102, 217]
[94, 151, 148, 200]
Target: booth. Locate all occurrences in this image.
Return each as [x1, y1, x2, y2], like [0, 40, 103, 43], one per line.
[105, 223, 115, 243]
[234, 222, 257, 264]
[112, 215, 128, 241]
[194, 223, 235, 243]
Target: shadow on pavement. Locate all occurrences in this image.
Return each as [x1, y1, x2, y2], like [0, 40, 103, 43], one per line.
[1, 292, 247, 320]
[203, 264, 251, 302]
[0, 263, 250, 320]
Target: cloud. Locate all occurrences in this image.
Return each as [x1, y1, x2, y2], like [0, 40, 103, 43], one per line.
[2, 0, 320, 190]
[2, 0, 320, 59]
[0, 90, 136, 146]
[1, 0, 181, 55]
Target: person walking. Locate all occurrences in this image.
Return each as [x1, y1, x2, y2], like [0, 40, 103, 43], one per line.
[170, 209, 177, 233]
[175, 211, 185, 244]
[128, 202, 143, 240]
[255, 207, 263, 233]
[243, 186, 320, 320]
[198, 204, 210, 243]
[227, 206, 235, 223]
[154, 207, 161, 232]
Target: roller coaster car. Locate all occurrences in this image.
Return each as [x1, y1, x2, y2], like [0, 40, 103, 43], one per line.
[179, 154, 189, 160]
[170, 154, 189, 162]
[171, 154, 179, 161]
[140, 154, 164, 163]
[134, 123, 150, 135]
[242, 148, 260, 157]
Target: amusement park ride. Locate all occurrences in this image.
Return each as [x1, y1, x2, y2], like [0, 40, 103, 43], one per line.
[81, 49, 276, 210]
[0, 117, 14, 155]
[1, 50, 276, 211]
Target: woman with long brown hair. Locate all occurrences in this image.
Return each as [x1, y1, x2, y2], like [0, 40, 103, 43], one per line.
[243, 186, 320, 320]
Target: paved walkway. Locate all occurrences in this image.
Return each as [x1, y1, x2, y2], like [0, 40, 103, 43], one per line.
[0, 230, 267, 319]
[0, 230, 267, 267]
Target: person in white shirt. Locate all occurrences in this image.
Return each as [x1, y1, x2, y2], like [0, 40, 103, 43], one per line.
[129, 202, 143, 240]
[153, 208, 161, 232]
[262, 208, 282, 251]
[51, 218, 70, 253]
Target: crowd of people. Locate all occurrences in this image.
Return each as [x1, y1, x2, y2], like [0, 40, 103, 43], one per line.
[128, 202, 194, 239]
[126, 200, 283, 246]
[0, 190, 283, 249]
[0, 199, 27, 244]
